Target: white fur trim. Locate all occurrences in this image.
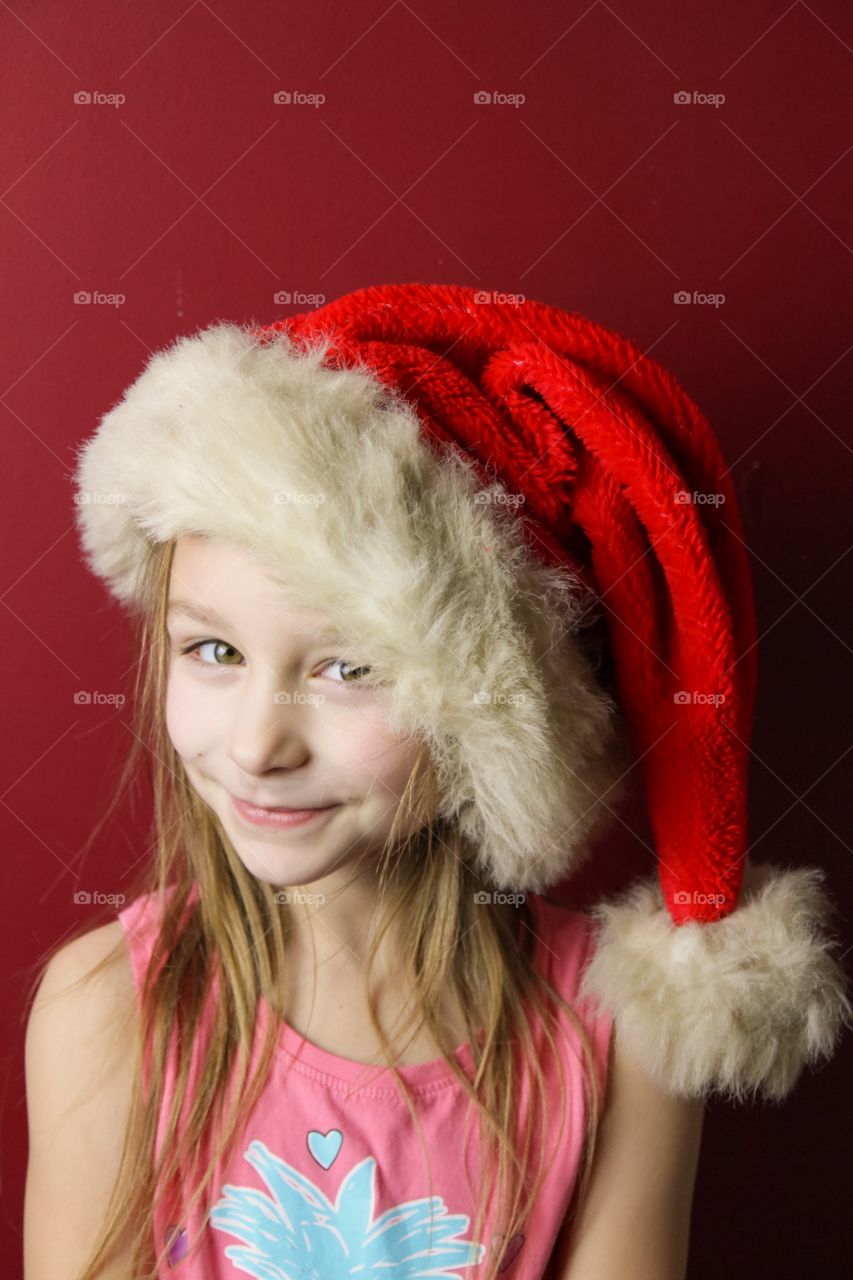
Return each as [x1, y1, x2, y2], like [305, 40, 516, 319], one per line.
[578, 860, 853, 1102]
[73, 322, 629, 891]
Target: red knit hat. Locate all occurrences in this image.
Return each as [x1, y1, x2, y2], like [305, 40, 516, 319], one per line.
[256, 285, 760, 929]
[73, 282, 852, 1102]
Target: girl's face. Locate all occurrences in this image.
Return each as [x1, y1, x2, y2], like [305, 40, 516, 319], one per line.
[164, 534, 433, 890]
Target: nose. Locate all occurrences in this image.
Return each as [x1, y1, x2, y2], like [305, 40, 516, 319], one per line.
[226, 676, 312, 777]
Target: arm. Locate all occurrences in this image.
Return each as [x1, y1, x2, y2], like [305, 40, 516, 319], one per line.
[24, 921, 140, 1280]
[552, 1020, 705, 1280]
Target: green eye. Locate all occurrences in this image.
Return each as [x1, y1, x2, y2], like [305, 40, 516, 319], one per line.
[185, 640, 243, 666]
[179, 641, 380, 688]
[326, 659, 374, 684]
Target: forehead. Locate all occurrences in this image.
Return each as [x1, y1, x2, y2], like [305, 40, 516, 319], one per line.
[166, 535, 347, 643]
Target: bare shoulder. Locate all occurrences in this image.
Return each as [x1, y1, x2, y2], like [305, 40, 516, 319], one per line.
[551, 1020, 705, 1280]
[27, 917, 137, 1052]
[41, 917, 132, 981]
[24, 919, 140, 1279]
[34, 919, 136, 1045]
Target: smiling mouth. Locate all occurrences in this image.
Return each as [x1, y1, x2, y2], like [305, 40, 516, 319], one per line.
[229, 793, 342, 829]
[234, 796, 336, 812]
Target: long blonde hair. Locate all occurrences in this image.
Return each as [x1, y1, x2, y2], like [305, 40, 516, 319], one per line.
[28, 536, 608, 1279]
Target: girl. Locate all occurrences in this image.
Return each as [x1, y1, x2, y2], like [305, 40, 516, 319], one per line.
[24, 284, 850, 1280]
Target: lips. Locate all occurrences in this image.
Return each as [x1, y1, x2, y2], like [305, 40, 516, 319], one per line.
[233, 794, 334, 812]
[230, 793, 341, 830]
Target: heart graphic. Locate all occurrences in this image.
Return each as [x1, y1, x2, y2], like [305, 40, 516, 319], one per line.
[165, 1224, 188, 1267]
[307, 1127, 343, 1169]
[490, 1231, 525, 1271]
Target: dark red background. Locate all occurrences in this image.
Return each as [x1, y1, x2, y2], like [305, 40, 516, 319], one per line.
[3, 2, 851, 1276]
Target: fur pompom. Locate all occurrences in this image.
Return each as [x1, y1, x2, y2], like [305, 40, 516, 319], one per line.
[578, 860, 853, 1102]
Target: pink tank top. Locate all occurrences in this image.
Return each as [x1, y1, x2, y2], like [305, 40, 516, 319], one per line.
[118, 886, 613, 1279]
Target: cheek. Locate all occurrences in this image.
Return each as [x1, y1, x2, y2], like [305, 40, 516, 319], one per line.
[163, 677, 423, 788]
[165, 672, 212, 759]
[329, 710, 423, 796]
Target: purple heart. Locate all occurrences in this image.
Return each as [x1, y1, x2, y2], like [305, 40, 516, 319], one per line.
[490, 1231, 525, 1271]
[165, 1224, 188, 1267]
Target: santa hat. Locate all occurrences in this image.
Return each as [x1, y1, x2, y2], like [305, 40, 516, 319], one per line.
[72, 282, 852, 1103]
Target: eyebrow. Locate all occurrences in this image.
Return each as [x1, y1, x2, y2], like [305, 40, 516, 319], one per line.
[165, 600, 348, 646]
[167, 600, 230, 627]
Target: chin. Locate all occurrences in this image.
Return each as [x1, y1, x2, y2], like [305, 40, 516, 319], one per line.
[229, 842, 328, 889]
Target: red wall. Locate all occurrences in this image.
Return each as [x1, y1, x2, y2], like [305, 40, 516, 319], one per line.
[3, 2, 851, 1275]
